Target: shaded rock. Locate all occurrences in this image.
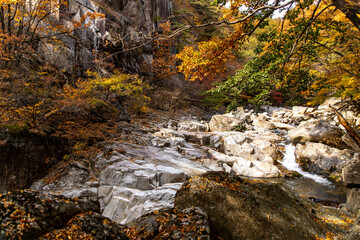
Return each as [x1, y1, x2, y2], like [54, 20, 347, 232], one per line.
[0, 190, 100, 239]
[347, 219, 360, 240]
[174, 172, 328, 240]
[129, 207, 210, 239]
[40, 212, 129, 240]
[342, 153, 360, 187]
[346, 188, 360, 216]
[295, 142, 355, 177]
[288, 120, 343, 144]
[0, 130, 68, 192]
[209, 114, 242, 132]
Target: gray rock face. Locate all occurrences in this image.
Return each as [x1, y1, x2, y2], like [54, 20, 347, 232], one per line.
[288, 120, 343, 144]
[41, 0, 173, 74]
[0, 131, 67, 193]
[101, 183, 182, 224]
[295, 142, 355, 177]
[342, 154, 360, 187]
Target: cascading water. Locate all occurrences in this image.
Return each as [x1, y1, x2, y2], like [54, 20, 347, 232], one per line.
[278, 134, 347, 205]
[282, 143, 332, 185]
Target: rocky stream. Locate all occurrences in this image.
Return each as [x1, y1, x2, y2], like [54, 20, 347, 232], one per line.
[2, 97, 360, 239]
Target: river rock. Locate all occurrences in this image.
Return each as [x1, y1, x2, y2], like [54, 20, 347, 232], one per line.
[174, 172, 327, 240]
[288, 120, 343, 144]
[252, 118, 276, 131]
[178, 121, 209, 132]
[209, 114, 242, 132]
[342, 153, 360, 187]
[232, 159, 280, 178]
[101, 183, 182, 224]
[295, 142, 355, 177]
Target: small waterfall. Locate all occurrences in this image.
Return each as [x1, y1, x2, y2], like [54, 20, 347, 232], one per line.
[282, 143, 332, 185]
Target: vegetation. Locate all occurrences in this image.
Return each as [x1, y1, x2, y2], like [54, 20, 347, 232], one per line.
[175, 0, 360, 110]
[0, 0, 359, 159]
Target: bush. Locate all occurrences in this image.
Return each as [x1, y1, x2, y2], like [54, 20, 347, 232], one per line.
[205, 58, 274, 112]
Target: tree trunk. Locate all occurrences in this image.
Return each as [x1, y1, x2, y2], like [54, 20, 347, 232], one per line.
[332, 0, 360, 31]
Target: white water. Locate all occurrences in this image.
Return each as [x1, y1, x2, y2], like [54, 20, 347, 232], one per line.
[282, 143, 332, 185]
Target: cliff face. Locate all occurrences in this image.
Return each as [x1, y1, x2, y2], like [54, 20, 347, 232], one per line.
[41, 0, 173, 75]
[0, 130, 68, 193]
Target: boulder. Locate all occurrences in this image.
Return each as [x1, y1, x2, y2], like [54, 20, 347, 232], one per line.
[288, 120, 343, 144]
[347, 219, 360, 240]
[295, 142, 355, 177]
[129, 207, 210, 239]
[232, 159, 280, 178]
[101, 183, 182, 224]
[0, 190, 102, 239]
[174, 172, 328, 240]
[209, 115, 242, 132]
[252, 118, 276, 131]
[342, 154, 360, 187]
[346, 188, 360, 216]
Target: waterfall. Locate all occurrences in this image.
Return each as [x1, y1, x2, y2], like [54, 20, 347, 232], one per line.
[282, 143, 332, 185]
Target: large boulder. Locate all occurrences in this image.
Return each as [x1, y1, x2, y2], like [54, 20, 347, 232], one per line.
[174, 172, 328, 240]
[288, 120, 343, 144]
[0, 190, 108, 239]
[342, 154, 360, 187]
[209, 115, 242, 132]
[295, 142, 355, 177]
[347, 220, 360, 240]
[128, 207, 210, 239]
[346, 188, 360, 216]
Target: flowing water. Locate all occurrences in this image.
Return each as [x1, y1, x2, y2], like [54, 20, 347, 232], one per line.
[280, 140, 348, 205]
[282, 143, 332, 185]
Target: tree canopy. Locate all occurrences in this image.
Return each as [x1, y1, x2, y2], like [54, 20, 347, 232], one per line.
[175, 0, 360, 108]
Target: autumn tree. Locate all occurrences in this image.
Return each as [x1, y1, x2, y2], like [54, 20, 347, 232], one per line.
[173, 0, 360, 109]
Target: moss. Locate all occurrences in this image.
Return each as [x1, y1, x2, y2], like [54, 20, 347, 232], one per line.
[0, 122, 29, 135]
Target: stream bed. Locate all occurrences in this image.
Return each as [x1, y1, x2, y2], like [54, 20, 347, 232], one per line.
[280, 141, 348, 206]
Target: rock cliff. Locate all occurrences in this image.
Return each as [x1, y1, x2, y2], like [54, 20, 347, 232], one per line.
[41, 0, 173, 75]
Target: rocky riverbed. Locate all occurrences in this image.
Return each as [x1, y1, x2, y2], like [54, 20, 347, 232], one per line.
[2, 97, 360, 239]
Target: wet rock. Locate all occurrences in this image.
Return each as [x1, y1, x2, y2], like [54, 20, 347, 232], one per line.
[288, 120, 343, 144]
[174, 172, 328, 240]
[295, 142, 355, 177]
[209, 114, 242, 132]
[342, 153, 360, 187]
